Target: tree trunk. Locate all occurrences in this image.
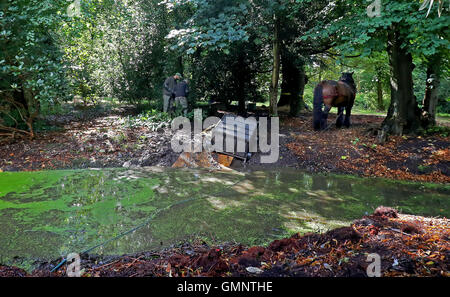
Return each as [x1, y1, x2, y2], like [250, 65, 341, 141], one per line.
[296, 68, 307, 114]
[278, 50, 299, 108]
[422, 53, 441, 128]
[7, 83, 37, 139]
[378, 26, 422, 143]
[13, 86, 29, 113]
[278, 50, 307, 116]
[376, 70, 384, 111]
[269, 17, 280, 117]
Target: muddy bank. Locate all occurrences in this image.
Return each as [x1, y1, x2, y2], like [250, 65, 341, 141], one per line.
[246, 113, 450, 183]
[0, 105, 179, 171]
[1, 208, 448, 277]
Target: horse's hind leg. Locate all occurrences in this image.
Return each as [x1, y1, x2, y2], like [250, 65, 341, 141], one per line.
[336, 107, 345, 128]
[344, 105, 352, 128]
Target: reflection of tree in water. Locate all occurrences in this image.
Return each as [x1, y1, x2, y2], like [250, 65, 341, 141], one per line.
[311, 175, 329, 191]
[334, 179, 354, 195]
[376, 180, 450, 217]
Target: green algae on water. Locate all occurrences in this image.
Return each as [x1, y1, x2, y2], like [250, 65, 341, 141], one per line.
[0, 167, 448, 272]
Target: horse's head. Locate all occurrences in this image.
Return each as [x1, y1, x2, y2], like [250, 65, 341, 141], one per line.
[340, 72, 356, 90]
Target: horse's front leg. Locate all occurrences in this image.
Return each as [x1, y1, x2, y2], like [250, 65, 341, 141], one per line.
[336, 107, 345, 128]
[321, 105, 331, 130]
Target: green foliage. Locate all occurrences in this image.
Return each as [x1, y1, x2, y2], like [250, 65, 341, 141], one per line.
[351, 138, 360, 145]
[188, 41, 266, 106]
[424, 125, 450, 137]
[125, 109, 171, 130]
[60, 0, 185, 104]
[164, 0, 251, 54]
[0, 0, 71, 137]
[302, 0, 449, 59]
[185, 108, 208, 121]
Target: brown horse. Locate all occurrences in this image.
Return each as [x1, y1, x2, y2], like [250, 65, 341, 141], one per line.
[313, 72, 357, 130]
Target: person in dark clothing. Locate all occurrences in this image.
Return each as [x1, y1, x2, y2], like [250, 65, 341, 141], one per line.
[163, 73, 181, 113]
[174, 79, 189, 116]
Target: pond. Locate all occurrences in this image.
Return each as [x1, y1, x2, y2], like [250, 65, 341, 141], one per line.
[0, 167, 448, 271]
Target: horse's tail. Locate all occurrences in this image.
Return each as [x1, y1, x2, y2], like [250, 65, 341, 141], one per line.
[313, 84, 323, 130]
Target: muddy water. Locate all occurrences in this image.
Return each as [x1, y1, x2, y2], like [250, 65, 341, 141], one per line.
[0, 167, 448, 271]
